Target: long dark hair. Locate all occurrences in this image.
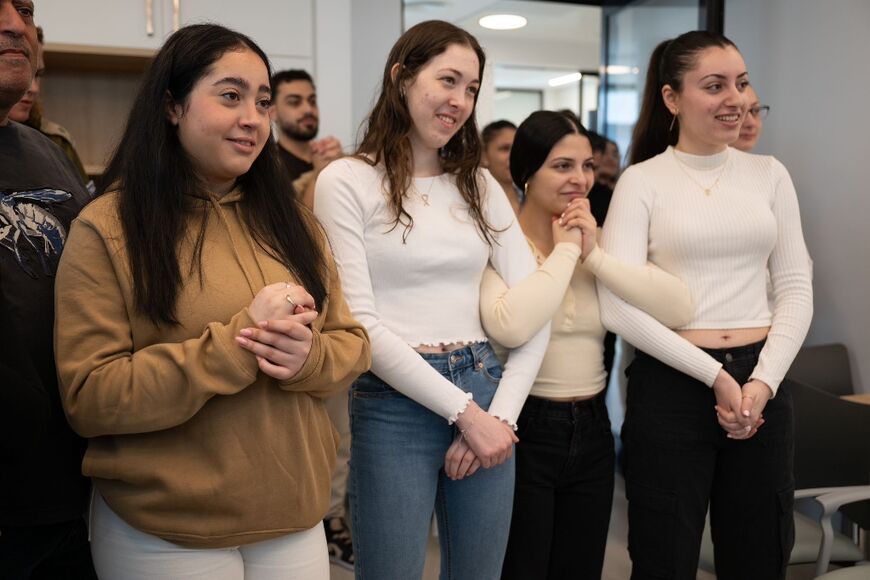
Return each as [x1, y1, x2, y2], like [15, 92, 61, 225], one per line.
[628, 30, 737, 165]
[510, 110, 590, 192]
[356, 20, 496, 244]
[99, 24, 328, 325]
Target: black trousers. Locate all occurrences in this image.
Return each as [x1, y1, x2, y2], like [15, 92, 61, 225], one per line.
[622, 340, 795, 580]
[502, 392, 615, 580]
[0, 517, 97, 580]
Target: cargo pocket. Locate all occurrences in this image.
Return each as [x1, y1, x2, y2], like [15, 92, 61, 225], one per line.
[777, 485, 796, 574]
[626, 480, 679, 578]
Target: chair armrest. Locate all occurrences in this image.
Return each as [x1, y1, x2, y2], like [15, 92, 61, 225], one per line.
[814, 485, 870, 578]
[795, 486, 870, 501]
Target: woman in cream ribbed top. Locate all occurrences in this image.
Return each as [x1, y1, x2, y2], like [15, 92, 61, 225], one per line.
[479, 111, 693, 580]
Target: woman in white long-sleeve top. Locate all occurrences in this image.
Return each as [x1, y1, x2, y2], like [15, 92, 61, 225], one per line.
[596, 31, 813, 580]
[313, 20, 549, 580]
[479, 110, 693, 580]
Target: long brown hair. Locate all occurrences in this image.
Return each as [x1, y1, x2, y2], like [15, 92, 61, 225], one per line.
[629, 31, 737, 166]
[356, 20, 496, 244]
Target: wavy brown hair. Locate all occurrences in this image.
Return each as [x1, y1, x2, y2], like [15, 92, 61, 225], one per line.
[356, 20, 496, 244]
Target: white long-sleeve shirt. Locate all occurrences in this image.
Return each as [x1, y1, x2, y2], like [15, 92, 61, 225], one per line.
[598, 146, 813, 394]
[314, 157, 549, 425]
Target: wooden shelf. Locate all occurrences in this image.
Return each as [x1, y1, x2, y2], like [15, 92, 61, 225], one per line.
[44, 43, 155, 74]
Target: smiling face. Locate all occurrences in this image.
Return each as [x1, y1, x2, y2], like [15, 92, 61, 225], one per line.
[733, 85, 763, 152]
[402, 42, 480, 162]
[664, 45, 749, 155]
[525, 132, 595, 216]
[0, 0, 37, 121]
[168, 48, 272, 195]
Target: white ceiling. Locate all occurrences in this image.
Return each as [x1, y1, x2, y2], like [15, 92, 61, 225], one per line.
[404, 0, 600, 44]
[403, 0, 602, 89]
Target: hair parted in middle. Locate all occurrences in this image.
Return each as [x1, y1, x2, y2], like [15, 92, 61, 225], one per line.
[356, 20, 497, 244]
[509, 110, 590, 194]
[629, 30, 738, 166]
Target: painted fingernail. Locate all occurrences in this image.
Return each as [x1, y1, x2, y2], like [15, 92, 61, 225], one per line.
[742, 410, 750, 417]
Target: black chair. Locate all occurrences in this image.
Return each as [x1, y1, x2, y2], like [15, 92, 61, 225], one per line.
[699, 379, 870, 575]
[792, 379, 870, 577]
[786, 343, 854, 397]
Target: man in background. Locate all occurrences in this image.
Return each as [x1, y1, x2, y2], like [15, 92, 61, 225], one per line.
[270, 69, 342, 208]
[0, 1, 95, 576]
[8, 25, 89, 185]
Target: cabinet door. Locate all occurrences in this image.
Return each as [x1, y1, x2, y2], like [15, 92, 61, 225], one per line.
[35, 0, 166, 50]
[168, 0, 314, 60]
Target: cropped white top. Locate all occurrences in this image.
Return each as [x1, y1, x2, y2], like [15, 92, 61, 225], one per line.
[314, 157, 549, 425]
[598, 146, 813, 393]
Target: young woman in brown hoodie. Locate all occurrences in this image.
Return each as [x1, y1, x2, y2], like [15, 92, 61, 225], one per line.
[53, 24, 370, 579]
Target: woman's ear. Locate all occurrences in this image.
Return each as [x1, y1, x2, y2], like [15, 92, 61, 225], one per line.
[165, 91, 182, 125]
[661, 84, 679, 116]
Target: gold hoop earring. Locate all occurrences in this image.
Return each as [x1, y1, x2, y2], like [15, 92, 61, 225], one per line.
[669, 111, 678, 132]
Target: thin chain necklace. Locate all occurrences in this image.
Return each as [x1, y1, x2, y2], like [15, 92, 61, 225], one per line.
[672, 148, 729, 196]
[414, 174, 438, 206]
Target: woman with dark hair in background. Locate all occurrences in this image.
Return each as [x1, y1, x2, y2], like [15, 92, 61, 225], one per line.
[481, 119, 520, 213]
[480, 110, 693, 580]
[54, 24, 370, 579]
[598, 31, 812, 579]
[314, 20, 548, 580]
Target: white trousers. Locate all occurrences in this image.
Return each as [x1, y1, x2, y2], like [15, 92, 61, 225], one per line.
[90, 493, 329, 580]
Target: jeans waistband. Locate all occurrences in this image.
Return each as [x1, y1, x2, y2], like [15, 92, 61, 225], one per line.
[416, 342, 493, 374]
[521, 391, 607, 421]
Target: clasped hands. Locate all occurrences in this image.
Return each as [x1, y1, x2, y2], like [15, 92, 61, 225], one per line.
[712, 369, 772, 440]
[235, 282, 317, 380]
[444, 401, 518, 481]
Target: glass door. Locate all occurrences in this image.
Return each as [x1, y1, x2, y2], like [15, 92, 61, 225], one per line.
[599, 0, 723, 158]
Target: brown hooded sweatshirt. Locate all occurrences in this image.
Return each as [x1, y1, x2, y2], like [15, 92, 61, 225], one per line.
[54, 189, 370, 548]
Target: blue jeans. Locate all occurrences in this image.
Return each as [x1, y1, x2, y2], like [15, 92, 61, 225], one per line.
[348, 343, 515, 580]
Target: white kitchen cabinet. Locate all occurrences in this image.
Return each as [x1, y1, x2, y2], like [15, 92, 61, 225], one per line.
[35, 0, 314, 62]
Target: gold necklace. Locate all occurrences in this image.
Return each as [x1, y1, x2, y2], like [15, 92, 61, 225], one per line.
[415, 174, 438, 206]
[672, 148, 729, 196]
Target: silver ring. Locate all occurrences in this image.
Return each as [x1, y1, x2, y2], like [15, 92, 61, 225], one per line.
[285, 295, 297, 309]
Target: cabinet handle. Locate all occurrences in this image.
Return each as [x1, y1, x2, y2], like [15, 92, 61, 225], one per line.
[173, 0, 180, 32]
[146, 0, 154, 36]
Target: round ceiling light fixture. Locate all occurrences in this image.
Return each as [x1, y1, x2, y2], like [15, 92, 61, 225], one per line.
[478, 14, 527, 30]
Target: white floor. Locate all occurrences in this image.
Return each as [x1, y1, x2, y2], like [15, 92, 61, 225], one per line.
[329, 475, 824, 580]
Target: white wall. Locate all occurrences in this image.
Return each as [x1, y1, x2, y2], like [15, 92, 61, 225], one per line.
[350, 0, 402, 148]
[727, 0, 870, 392]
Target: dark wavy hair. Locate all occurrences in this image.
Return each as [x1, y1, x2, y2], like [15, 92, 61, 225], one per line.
[509, 110, 590, 192]
[629, 30, 738, 166]
[98, 24, 327, 325]
[481, 119, 516, 148]
[356, 20, 496, 244]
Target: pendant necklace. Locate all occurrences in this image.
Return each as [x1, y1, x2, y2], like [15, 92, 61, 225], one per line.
[416, 174, 438, 206]
[672, 148, 729, 196]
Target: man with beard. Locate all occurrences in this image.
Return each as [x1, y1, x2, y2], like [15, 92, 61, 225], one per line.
[271, 69, 343, 208]
[0, 0, 95, 576]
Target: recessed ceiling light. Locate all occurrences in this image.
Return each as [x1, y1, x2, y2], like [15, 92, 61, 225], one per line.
[478, 14, 527, 30]
[548, 72, 583, 87]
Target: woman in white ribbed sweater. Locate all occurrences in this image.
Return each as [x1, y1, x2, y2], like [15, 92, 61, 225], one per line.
[597, 31, 813, 580]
